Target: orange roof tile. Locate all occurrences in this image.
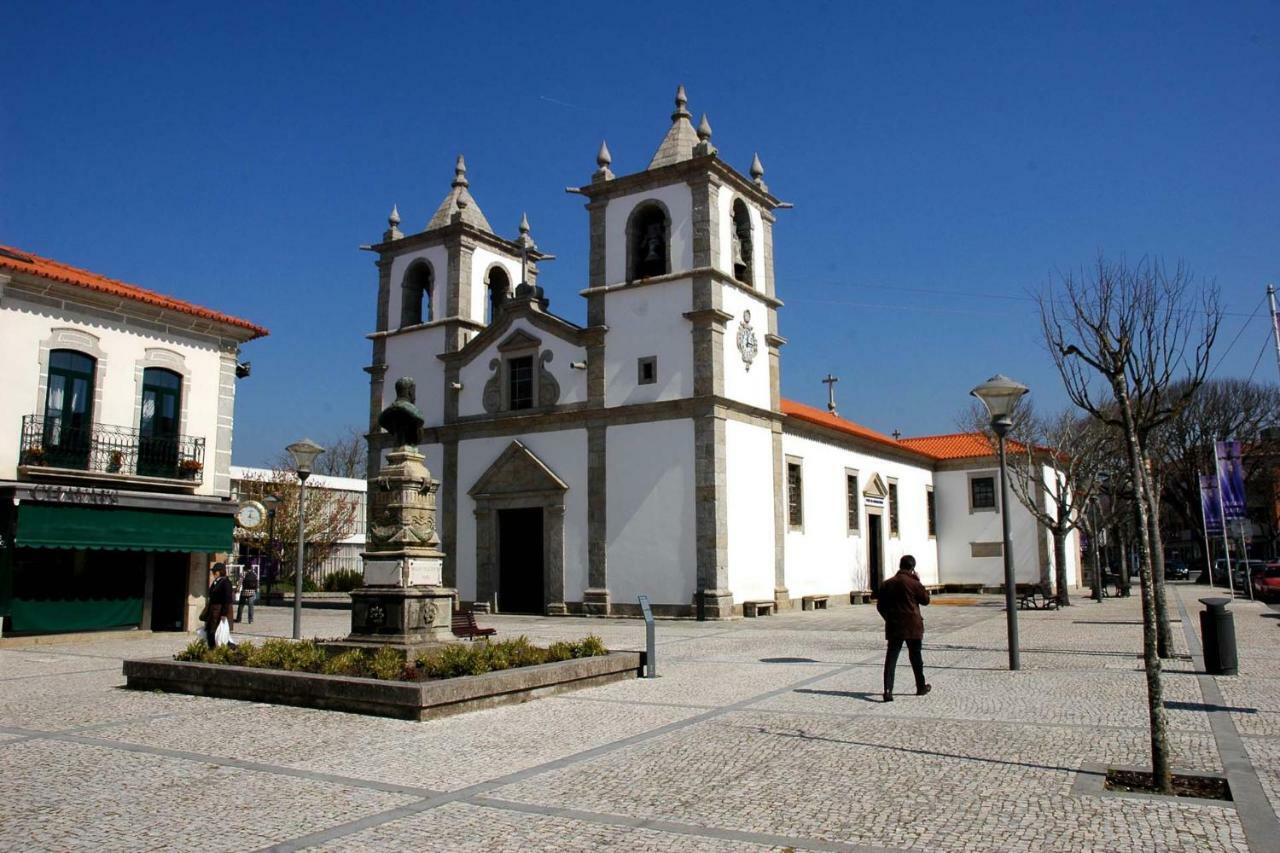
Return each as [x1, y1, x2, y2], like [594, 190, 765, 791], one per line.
[780, 399, 934, 458]
[0, 245, 268, 339]
[898, 431, 1028, 460]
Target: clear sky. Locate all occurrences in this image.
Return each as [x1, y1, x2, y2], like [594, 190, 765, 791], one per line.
[4, 2, 1277, 465]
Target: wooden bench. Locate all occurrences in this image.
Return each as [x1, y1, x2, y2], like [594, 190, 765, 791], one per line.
[451, 610, 496, 640]
[1016, 584, 1059, 611]
[743, 600, 775, 617]
[801, 595, 829, 611]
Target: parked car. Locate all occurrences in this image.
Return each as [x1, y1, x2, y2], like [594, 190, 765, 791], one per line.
[1165, 560, 1189, 581]
[1251, 563, 1280, 602]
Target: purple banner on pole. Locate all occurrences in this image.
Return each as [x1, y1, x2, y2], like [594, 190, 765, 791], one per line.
[1215, 440, 1247, 521]
[1200, 475, 1223, 535]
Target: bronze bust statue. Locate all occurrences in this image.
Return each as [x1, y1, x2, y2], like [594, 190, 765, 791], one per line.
[378, 377, 424, 448]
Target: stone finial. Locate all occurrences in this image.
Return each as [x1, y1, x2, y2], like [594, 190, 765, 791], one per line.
[649, 85, 699, 169]
[694, 113, 717, 157]
[452, 154, 469, 188]
[750, 152, 768, 191]
[673, 84, 690, 120]
[384, 204, 403, 241]
[593, 139, 614, 182]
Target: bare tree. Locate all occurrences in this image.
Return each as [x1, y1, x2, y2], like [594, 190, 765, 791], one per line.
[1041, 255, 1220, 794]
[235, 467, 360, 584]
[315, 427, 368, 479]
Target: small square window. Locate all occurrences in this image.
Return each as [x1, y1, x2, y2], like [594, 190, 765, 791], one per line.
[638, 356, 657, 385]
[971, 476, 996, 511]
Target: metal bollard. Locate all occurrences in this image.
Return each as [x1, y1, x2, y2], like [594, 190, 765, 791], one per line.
[1199, 597, 1238, 676]
[638, 594, 656, 678]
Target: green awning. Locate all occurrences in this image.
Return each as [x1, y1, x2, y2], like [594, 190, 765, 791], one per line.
[15, 504, 233, 552]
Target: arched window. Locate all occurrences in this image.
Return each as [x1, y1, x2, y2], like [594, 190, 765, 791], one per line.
[42, 349, 96, 468]
[486, 266, 511, 324]
[731, 199, 754, 286]
[401, 260, 434, 327]
[627, 202, 670, 282]
[139, 367, 182, 477]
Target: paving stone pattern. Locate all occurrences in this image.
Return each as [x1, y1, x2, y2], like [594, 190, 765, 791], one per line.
[0, 584, 1275, 852]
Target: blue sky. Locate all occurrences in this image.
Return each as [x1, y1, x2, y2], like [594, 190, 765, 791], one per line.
[4, 2, 1277, 465]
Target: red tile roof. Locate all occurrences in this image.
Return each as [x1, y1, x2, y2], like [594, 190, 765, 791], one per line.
[898, 431, 1028, 460]
[0, 245, 268, 339]
[780, 399, 934, 458]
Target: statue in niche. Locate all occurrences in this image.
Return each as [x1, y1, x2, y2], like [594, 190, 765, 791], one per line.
[378, 377, 424, 448]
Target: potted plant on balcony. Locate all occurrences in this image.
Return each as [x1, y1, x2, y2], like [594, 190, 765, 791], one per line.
[177, 458, 203, 480]
[107, 450, 125, 473]
[21, 446, 47, 466]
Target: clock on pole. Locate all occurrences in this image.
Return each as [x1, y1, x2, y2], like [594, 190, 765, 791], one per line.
[236, 500, 267, 530]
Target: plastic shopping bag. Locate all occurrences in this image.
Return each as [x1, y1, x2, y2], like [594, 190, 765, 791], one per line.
[195, 626, 208, 644]
[214, 617, 231, 648]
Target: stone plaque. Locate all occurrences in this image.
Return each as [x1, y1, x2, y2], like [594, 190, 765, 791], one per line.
[406, 557, 443, 587]
[363, 560, 403, 586]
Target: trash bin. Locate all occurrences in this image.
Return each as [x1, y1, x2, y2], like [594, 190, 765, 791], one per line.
[1199, 597, 1238, 676]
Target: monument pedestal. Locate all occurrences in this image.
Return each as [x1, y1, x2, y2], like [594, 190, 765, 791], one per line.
[348, 585, 456, 647]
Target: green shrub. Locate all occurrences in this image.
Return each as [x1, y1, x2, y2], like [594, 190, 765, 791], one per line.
[573, 635, 608, 658]
[176, 640, 208, 661]
[322, 649, 370, 677]
[368, 646, 406, 680]
[322, 569, 364, 592]
[280, 641, 328, 673]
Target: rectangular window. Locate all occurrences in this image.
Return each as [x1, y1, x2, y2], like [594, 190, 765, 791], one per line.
[888, 481, 899, 536]
[508, 356, 534, 410]
[787, 461, 803, 529]
[846, 472, 859, 533]
[927, 488, 936, 537]
[971, 476, 996, 511]
[637, 356, 657, 385]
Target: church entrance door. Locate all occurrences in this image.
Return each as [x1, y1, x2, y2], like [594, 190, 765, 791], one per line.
[867, 512, 884, 595]
[498, 507, 544, 613]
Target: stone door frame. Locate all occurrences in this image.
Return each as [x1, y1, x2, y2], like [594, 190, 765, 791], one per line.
[469, 441, 567, 615]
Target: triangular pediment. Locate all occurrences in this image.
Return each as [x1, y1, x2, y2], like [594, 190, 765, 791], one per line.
[497, 328, 542, 353]
[469, 441, 568, 497]
[863, 473, 888, 498]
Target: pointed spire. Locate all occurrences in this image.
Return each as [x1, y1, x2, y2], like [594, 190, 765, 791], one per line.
[383, 204, 403, 241]
[452, 154, 469, 188]
[750, 152, 768, 191]
[694, 113, 717, 157]
[672, 84, 690, 120]
[649, 84, 699, 169]
[426, 156, 493, 232]
[593, 140, 614, 183]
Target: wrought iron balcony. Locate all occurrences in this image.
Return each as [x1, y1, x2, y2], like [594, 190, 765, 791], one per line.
[19, 414, 206, 484]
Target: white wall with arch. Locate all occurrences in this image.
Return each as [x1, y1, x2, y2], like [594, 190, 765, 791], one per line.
[603, 183, 693, 284]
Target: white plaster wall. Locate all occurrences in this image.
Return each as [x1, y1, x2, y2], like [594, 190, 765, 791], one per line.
[781, 432, 939, 596]
[602, 280, 693, 406]
[383, 325, 447, 428]
[454, 430, 588, 604]
[606, 419, 696, 607]
[0, 298, 228, 496]
[470, 247, 521, 324]
[933, 466, 1043, 587]
[720, 286, 771, 410]
[724, 419, 776, 602]
[386, 245, 449, 327]
[604, 183, 693, 285]
[1041, 465, 1083, 588]
[455, 318, 587, 417]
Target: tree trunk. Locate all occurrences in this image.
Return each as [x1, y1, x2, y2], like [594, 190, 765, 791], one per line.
[1053, 528, 1070, 606]
[1090, 509, 1105, 603]
[1117, 525, 1131, 596]
[1141, 459, 1174, 658]
[1114, 382, 1173, 794]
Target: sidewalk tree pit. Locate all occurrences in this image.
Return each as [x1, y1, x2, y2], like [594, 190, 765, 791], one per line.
[1104, 768, 1232, 802]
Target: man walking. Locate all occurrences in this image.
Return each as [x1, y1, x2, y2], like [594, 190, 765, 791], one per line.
[235, 563, 258, 624]
[204, 562, 235, 648]
[877, 554, 931, 702]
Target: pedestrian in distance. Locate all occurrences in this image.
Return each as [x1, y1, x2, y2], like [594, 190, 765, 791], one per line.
[877, 554, 931, 702]
[235, 562, 258, 625]
[203, 562, 236, 648]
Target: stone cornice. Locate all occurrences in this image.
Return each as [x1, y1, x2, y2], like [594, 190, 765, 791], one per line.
[579, 266, 783, 309]
[683, 308, 734, 328]
[437, 299, 598, 368]
[366, 317, 486, 341]
[370, 221, 535, 261]
[764, 333, 787, 349]
[574, 155, 781, 211]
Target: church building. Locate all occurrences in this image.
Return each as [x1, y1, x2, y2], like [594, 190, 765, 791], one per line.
[363, 87, 1079, 618]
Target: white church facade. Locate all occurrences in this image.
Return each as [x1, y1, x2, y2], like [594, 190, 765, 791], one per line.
[363, 88, 1079, 618]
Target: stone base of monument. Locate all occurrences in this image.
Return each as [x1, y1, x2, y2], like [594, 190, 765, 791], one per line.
[345, 586, 457, 648]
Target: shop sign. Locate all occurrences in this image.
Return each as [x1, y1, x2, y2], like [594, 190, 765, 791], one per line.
[30, 485, 120, 506]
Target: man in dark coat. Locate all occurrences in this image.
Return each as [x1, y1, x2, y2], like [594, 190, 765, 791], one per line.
[204, 562, 235, 648]
[876, 554, 931, 702]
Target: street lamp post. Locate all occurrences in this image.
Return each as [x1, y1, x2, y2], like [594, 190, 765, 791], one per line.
[264, 494, 280, 601]
[971, 373, 1030, 671]
[286, 439, 325, 640]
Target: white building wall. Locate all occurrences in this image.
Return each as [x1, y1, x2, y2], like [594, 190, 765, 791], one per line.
[606, 419, 696, 607]
[933, 466, 1043, 587]
[454, 430, 588, 603]
[724, 419, 776, 603]
[454, 318, 588, 417]
[383, 325, 447, 428]
[470, 247, 521, 324]
[781, 432, 939, 596]
[602, 280, 693, 407]
[0, 298, 229, 496]
[386, 244, 449, 327]
[1041, 465, 1083, 588]
[720, 285, 771, 410]
[603, 183, 693, 284]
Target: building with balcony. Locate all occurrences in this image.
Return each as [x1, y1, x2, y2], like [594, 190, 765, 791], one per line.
[0, 245, 267, 634]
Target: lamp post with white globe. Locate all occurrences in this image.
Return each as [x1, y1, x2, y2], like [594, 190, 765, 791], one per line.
[286, 438, 325, 640]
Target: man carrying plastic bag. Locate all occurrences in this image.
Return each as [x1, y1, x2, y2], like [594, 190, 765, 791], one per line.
[197, 562, 236, 648]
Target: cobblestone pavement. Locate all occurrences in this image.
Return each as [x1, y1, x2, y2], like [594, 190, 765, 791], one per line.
[1, 583, 1276, 852]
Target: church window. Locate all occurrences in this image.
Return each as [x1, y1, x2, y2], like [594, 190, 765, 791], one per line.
[888, 481, 899, 537]
[846, 471, 860, 533]
[731, 199, 754, 286]
[486, 266, 511, 324]
[970, 474, 997, 512]
[927, 487, 936, 537]
[401, 260, 434, 327]
[627, 202, 670, 281]
[637, 356, 657, 385]
[787, 459, 803, 529]
[507, 356, 534, 410]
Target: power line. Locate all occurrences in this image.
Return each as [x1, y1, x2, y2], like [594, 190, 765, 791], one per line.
[1209, 292, 1268, 377]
